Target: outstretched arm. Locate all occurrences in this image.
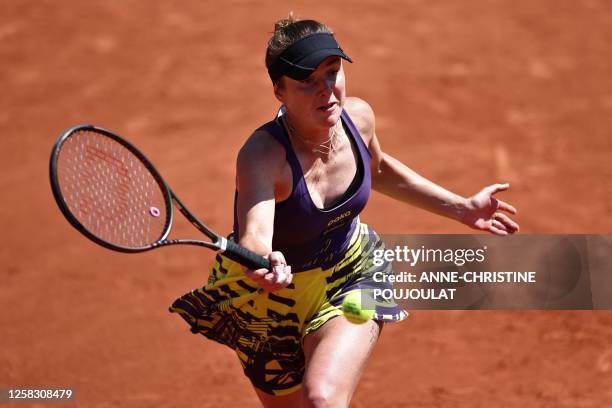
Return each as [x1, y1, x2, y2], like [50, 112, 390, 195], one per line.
[373, 153, 519, 234]
[344, 97, 519, 235]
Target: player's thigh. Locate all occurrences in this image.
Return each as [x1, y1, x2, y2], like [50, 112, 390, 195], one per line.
[301, 316, 383, 405]
[253, 387, 301, 408]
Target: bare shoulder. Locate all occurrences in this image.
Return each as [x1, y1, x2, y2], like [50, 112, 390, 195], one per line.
[236, 126, 287, 192]
[344, 96, 384, 167]
[343, 96, 376, 144]
[237, 128, 285, 173]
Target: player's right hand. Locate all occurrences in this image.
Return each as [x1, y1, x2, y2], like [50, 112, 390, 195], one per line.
[244, 251, 293, 292]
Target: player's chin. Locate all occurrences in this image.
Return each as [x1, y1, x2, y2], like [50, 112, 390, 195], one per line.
[315, 102, 341, 122]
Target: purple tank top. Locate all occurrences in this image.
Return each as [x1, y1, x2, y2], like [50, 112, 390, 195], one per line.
[234, 109, 372, 272]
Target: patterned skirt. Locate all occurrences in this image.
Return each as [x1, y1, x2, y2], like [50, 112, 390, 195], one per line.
[169, 222, 408, 396]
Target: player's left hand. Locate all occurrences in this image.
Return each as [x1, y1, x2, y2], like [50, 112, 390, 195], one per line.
[461, 183, 520, 235]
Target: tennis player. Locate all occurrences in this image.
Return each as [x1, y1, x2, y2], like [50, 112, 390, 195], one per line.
[171, 15, 519, 408]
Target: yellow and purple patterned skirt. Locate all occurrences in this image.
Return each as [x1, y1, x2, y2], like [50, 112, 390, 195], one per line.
[169, 222, 408, 396]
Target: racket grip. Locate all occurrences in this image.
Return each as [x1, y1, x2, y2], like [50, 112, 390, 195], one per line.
[223, 240, 272, 271]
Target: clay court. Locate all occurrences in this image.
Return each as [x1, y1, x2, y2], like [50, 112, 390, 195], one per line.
[1, 0, 612, 406]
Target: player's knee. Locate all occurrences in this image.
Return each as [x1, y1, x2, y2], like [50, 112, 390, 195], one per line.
[301, 381, 348, 408]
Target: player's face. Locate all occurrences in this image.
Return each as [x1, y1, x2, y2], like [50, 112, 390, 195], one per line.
[275, 56, 346, 129]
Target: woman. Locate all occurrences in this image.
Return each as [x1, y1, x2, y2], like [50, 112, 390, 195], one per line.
[171, 16, 519, 408]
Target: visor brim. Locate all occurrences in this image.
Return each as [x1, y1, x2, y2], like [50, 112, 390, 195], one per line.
[284, 49, 353, 81]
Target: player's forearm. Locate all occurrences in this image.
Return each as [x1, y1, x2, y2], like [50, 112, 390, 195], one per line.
[372, 153, 469, 222]
[238, 231, 273, 257]
[235, 195, 276, 257]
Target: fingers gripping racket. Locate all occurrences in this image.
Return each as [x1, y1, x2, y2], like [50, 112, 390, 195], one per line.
[49, 124, 270, 271]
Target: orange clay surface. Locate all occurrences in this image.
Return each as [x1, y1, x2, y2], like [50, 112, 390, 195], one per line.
[1, 1, 611, 406]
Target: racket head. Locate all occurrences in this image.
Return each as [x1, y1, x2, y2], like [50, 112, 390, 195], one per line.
[49, 124, 174, 252]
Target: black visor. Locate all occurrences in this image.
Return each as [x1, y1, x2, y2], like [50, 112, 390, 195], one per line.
[268, 33, 352, 83]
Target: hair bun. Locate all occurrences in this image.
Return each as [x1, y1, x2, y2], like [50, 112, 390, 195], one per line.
[274, 12, 299, 31]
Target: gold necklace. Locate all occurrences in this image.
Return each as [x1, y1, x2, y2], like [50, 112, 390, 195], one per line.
[283, 115, 341, 155]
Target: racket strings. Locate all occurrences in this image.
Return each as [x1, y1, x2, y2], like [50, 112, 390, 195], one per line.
[57, 130, 168, 249]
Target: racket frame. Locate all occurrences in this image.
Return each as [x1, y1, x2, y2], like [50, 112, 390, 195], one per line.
[49, 125, 263, 269]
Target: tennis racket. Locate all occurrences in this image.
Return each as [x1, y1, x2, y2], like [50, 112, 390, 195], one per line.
[49, 124, 271, 271]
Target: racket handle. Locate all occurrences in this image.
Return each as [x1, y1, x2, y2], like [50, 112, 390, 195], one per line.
[223, 240, 272, 271]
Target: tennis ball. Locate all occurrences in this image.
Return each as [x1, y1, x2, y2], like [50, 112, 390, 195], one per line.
[342, 291, 375, 324]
